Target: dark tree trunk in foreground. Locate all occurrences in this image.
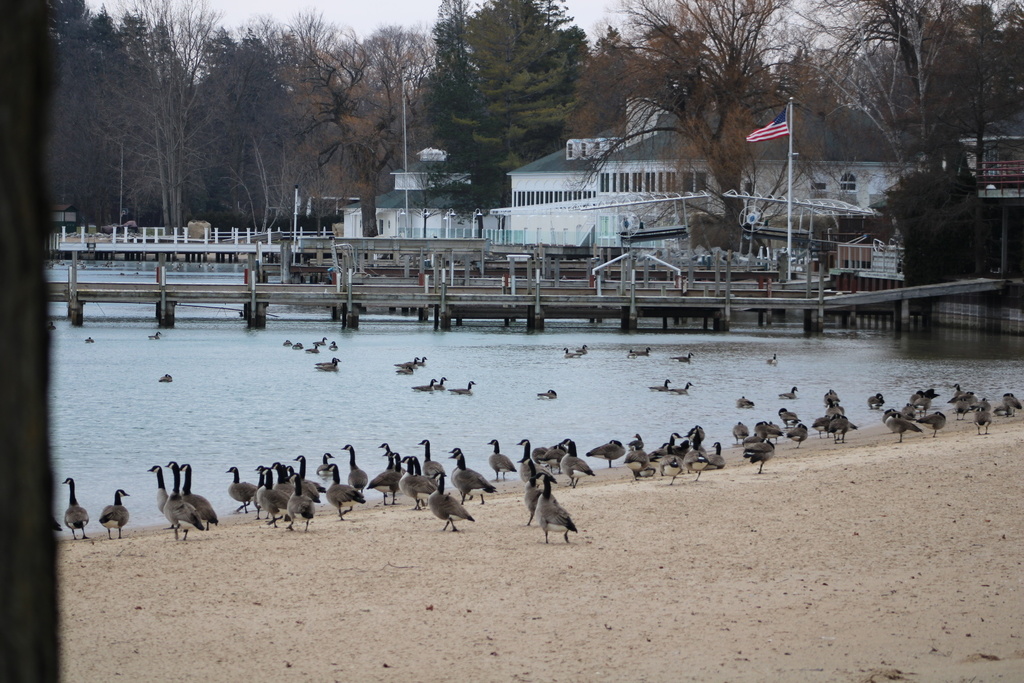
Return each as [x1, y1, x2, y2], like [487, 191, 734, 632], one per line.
[0, 0, 58, 680]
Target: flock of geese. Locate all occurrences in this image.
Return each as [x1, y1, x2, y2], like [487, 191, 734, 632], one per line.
[59, 342, 1021, 544]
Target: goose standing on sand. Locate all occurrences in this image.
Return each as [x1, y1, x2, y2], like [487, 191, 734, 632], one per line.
[533, 473, 577, 544]
[316, 453, 335, 482]
[449, 448, 497, 504]
[325, 464, 365, 520]
[314, 357, 341, 371]
[226, 466, 257, 514]
[785, 423, 809, 447]
[743, 439, 775, 474]
[412, 379, 438, 392]
[537, 389, 558, 399]
[428, 472, 475, 532]
[660, 453, 684, 484]
[732, 422, 749, 444]
[999, 393, 1022, 417]
[62, 478, 89, 539]
[883, 409, 923, 442]
[487, 439, 516, 481]
[670, 351, 694, 362]
[147, 465, 169, 516]
[285, 474, 315, 532]
[517, 439, 552, 482]
[558, 439, 595, 488]
[623, 444, 652, 480]
[811, 415, 832, 438]
[292, 455, 325, 502]
[535, 443, 566, 473]
[523, 460, 543, 524]
[255, 467, 289, 527]
[448, 380, 476, 395]
[585, 439, 626, 468]
[399, 456, 437, 510]
[974, 404, 993, 434]
[681, 449, 709, 481]
[418, 439, 446, 480]
[164, 462, 205, 540]
[368, 453, 402, 506]
[181, 463, 219, 528]
[916, 411, 947, 437]
[704, 442, 725, 470]
[827, 414, 857, 443]
[342, 444, 368, 492]
[99, 489, 130, 539]
[778, 386, 798, 400]
[649, 379, 673, 392]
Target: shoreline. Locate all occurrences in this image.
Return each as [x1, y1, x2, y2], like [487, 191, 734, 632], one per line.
[59, 412, 1024, 681]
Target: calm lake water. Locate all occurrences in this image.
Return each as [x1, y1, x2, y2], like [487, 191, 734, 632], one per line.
[48, 265, 1024, 530]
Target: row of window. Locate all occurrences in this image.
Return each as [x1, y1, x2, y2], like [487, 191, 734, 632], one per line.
[512, 190, 597, 207]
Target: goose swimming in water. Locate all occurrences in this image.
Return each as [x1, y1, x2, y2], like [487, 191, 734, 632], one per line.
[537, 389, 558, 399]
[627, 347, 652, 358]
[158, 374, 173, 383]
[314, 357, 341, 371]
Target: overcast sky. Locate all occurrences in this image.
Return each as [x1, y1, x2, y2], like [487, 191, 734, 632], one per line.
[179, 0, 622, 38]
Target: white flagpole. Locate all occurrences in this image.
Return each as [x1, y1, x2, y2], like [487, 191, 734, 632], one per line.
[786, 98, 794, 281]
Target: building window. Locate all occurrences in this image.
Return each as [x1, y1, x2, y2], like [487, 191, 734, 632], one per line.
[600, 173, 610, 193]
[694, 172, 708, 192]
[665, 172, 677, 192]
[840, 173, 857, 193]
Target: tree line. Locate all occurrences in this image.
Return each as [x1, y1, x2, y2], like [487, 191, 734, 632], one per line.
[48, 0, 1024, 280]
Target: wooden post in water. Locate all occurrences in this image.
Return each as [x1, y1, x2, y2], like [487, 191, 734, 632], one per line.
[68, 251, 82, 325]
[722, 250, 732, 331]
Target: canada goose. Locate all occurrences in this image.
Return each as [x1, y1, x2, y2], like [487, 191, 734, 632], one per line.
[785, 423, 809, 447]
[291, 342, 304, 350]
[147, 465, 170, 520]
[743, 439, 775, 473]
[412, 379, 438, 392]
[149, 331, 161, 340]
[316, 452, 335, 482]
[649, 379, 673, 392]
[668, 381, 694, 395]
[523, 460, 542, 524]
[974, 405, 992, 435]
[585, 439, 625, 468]
[629, 433, 644, 450]
[449, 448, 497, 504]
[825, 399, 845, 417]
[313, 336, 328, 347]
[823, 389, 840, 405]
[181, 464, 219, 527]
[414, 356, 427, 366]
[948, 385, 971, 403]
[999, 393, 1022, 416]
[338, 445, 368, 492]
[682, 449, 709, 481]
[368, 452, 402, 505]
[399, 456, 437, 510]
[736, 396, 755, 409]
[62, 478, 89, 540]
[627, 347, 652, 358]
[305, 346, 320, 354]
[649, 432, 687, 461]
[704, 442, 725, 470]
[767, 353, 778, 365]
[325, 464, 365, 520]
[487, 439, 517, 481]
[827, 414, 857, 443]
[811, 415, 832, 438]
[315, 357, 341, 371]
[953, 396, 975, 419]
[670, 351, 694, 362]
[574, 345, 589, 355]
[660, 454, 683, 484]
[755, 421, 784, 442]
[899, 403, 918, 420]
[882, 410, 923, 442]
[163, 462, 205, 540]
[533, 473, 577, 544]
[777, 408, 800, 426]
[537, 389, 558, 399]
[283, 340, 292, 347]
[432, 377, 448, 391]
[158, 374, 173, 383]
[732, 422, 749, 444]
[916, 411, 947, 437]
[226, 466, 257, 514]
[623, 445, 651, 480]
[867, 393, 885, 410]
[98, 489, 130, 539]
[255, 467, 290, 527]
[516, 439, 553, 483]
[534, 443, 566, 473]
[910, 388, 940, 412]
[84, 337, 94, 343]
[286, 474, 315, 532]
[292, 455, 326, 502]
[395, 358, 420, 371]
[395, 366, 414, 375]
[778, 386, 798, 400]
[563, 347, 583, 358]
[418, 439, 445, 480]
[47, 321, 56, 330]
[558, 439, 595, 488]
[428, 472, 475, 532]
[448, 380, 476, 395]
[329, 342, 338, 351]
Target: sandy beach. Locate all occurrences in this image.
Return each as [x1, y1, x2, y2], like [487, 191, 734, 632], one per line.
[58, 413, 1024, 682]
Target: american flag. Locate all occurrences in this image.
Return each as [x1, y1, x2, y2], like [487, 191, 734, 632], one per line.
[746, 109, 789, 142]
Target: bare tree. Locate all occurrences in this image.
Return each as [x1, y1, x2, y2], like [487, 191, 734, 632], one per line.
[0, 0, 58, 679]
